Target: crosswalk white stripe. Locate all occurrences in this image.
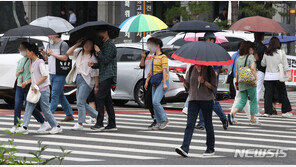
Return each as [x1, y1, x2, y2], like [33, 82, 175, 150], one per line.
[123, 113, 296, 124]
[14, 153, 104, 162]
[0, 117, 257, 132]
[35, 132, 296, 153]
[1, 116, 295, 138]
[112, 117, 294, 128]
[0, 136, 216, 158]
[245, 128, 296, 134]
[160, 113, 296, 122]
[0, 116, 257, 130]
[8, 146, 163, 160]
[34, 134, 224, 158]
[141, 131, 296, 145]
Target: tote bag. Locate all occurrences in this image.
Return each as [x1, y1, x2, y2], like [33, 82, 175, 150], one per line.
[238, 55, 256, 85]
[26, 71, 41, 104]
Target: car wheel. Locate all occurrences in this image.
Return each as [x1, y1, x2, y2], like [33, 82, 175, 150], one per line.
[113, 100, 129, 106]
[3, 97, 15, 109]
[134, 80, 145, 107]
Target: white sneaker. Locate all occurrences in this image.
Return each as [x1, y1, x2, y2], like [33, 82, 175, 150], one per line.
[9, 126, 17, 133]
[37, 122, 51, 134]
[49, 126, 62, 134]
[182, 107, 188, 115]
[85, 117, 96, 124]
[72, 123, 83, 131]
[15, 127, 29, 134]
[282, 112, 294, 118]
[263, 113, 271, 117]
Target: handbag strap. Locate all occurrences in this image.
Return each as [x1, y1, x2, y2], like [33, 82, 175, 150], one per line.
[244, 55, 250, 67]
[152, 57, 154, 76]
[279, 50, 284, 64]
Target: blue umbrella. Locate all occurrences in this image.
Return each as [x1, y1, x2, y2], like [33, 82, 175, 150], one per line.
[264, 36, 296, 45]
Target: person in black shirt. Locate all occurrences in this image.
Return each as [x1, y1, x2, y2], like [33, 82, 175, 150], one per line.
[60, 10, 67, 20]
[253, 32, 267, 115]
[218, 8, 227, 21]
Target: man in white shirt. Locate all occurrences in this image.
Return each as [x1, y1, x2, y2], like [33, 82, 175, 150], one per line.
[69, 8, 77, 26]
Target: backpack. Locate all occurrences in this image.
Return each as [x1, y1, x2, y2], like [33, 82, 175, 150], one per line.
[48, 41, 72, 76]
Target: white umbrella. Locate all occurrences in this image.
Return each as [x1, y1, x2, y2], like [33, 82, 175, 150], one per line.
[30, 16, 74, 33]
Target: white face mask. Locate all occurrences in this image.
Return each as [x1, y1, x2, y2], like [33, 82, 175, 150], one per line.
[150, 46, 157, 53]
[49, 39, 54, 45]
[20, 51, 27, 57]
[147, 44, 152, 51]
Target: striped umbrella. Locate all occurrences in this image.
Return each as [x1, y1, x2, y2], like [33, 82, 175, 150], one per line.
[119, 14, 168, 95]
[119, 14, 168, 33]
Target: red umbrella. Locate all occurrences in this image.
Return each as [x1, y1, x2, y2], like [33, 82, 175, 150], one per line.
[229, 16, 286, 33]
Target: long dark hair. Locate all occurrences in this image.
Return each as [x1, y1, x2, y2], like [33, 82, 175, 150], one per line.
[81, 40, 95, 57]
[265, 37, 281, 56]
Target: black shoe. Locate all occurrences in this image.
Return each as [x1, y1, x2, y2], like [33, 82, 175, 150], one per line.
[90, 124, 105, 131]
[148, 119, 157, 128]
[103, 126, 118, 131]
[175, 147, 188, 157]
[222, 119, 228, 130]
[203, 149, 215, 156]
[195, 124, 205, 130]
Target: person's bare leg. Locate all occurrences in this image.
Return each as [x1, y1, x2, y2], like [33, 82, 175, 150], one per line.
[89, 102, 96, 110]
[232, 108, 239, 118]
[250, 114, 255, 122]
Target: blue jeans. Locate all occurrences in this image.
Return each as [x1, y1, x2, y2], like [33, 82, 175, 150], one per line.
[181, 100, 215, 153]
[23, 89, 58, 128]
[152, 80, 169, 123]
[76, 75, 98, 123]
[14, 86, 44, 126]
[198, 92, 226, 126]
[49, 74, 73, 116]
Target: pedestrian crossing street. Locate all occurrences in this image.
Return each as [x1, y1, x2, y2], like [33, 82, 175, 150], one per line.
[0, 111, 296, 164]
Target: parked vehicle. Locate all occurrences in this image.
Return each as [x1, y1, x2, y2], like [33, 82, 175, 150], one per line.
[113, 43, 187, 107]
[0, 34, 75, 107]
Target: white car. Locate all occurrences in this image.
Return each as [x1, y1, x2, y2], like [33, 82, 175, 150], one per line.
[0, 34, 74, 107]
[113, 43, 187, 107]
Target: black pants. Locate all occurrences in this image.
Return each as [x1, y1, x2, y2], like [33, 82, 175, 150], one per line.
[181, 100, 215, 153]
[144, 81, 154, 119]
[95, 78, 116, 127]
[264, 80, 292, 114]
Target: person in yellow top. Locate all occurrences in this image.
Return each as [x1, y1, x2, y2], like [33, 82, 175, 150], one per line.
[145, 37, 169, 130]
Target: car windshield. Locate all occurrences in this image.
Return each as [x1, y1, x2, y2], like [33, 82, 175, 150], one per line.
[151, 31, 178, 45]
[162, 48, 177, 60]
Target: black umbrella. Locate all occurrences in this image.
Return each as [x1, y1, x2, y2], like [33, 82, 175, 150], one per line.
[172, 41, 233, 66]
[170, 20, 222, 33]
[3, 25, 57, 38]
[69, 21, 120, 43]
[278, 22, 296, 34]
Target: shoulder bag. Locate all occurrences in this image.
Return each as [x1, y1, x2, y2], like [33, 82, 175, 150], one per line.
[278, 50, 289, 82]
[150, 56, 163, 87]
